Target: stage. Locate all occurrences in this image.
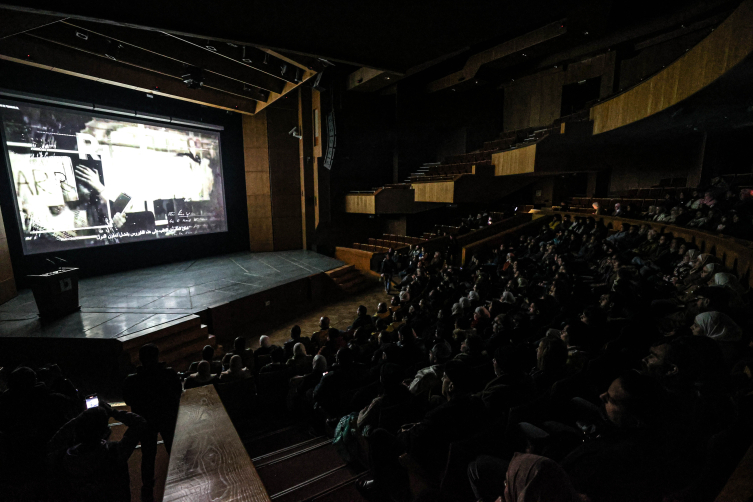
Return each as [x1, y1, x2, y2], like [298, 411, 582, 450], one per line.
[0, 250, 347, 375]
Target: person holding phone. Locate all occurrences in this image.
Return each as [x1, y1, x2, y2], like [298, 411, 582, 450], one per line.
[47, 401, 146, 502]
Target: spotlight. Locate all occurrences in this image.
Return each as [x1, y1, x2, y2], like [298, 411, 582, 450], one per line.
[280, 63, 287, 76]
[182, 67, 204, 89]
[288, 126, 302, 139]
[263, 53, 269, 65]
[293, 68, 301, 83]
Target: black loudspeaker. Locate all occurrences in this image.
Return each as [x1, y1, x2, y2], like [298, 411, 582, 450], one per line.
[28, 267, 80, 318]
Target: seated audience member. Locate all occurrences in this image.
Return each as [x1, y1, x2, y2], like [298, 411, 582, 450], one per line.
[283, 325, 311, 360]
[454, 332, 488, 367]
[47, 402, 146, 502]
[254, 335, 278, 368]
[357, 360, 489, 499]
[407, 341, 452, 402]
[219, 355, 252, 383]
[468, 453, 584, 502]
[230, 336, 255, 370]
[286, 342, 313, 376]
[313, 347, 367, 416]
[312, 317, 331, 351]
[357, 363, 419, 434]
[184, 361, 217, 389]
[477, 345, 534, 417]
[290, 354, 328, 408]
[185, 345, 222, 376]
[349, 305, 374, 332]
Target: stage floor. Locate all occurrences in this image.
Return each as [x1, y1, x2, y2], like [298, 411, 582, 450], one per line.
[0, 250, 344, 340]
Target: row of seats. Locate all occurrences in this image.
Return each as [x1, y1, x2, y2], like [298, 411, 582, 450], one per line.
[444, 151, 494, 165]
[351, 243, 392, 253]
[571, 197, 673, 210]
[381, 234, 430, 245]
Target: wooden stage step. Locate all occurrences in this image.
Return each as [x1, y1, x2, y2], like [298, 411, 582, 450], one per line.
[119, 314, 215, 373]
[325, 265, 372, 295]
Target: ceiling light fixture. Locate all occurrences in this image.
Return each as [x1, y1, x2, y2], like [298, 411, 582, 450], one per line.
[206, 45, 217, 52]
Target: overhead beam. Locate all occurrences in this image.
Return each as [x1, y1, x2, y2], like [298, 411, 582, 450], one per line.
[0, 8, 63, 40]
[0, 2, 405, 72]
[55, 20, 285, 94]
[24, 29, 267, 102]
[427, 20, 567, 93]
[0, 34, 257, 114]
[254, 70, 316, 114]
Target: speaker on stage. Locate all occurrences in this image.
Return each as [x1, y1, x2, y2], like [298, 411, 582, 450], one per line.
[28, 267, 80, 318]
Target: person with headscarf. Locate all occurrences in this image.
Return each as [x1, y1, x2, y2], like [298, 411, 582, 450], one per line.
[678, 254, 719, 291]
[468, 452, 584, 502]
[665, 248, 699, 284]
[691, 311, 742, 342]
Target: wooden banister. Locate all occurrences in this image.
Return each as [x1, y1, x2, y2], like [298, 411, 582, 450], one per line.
[164, 385, 271, 502]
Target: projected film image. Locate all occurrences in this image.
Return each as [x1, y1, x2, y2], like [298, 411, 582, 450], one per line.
[0, 100, 227, 255]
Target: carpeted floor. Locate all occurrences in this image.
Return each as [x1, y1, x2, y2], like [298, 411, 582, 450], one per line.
[248, 282, 393, 350]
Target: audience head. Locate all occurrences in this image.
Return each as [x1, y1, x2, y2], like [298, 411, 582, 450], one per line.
[504, 453, 580, 502]
[461, 333, 483, 355]
[74, 407, 110, 445]
[293, 342, 307, 356]
[430, 341, 452, 364]
[642, 336, 725, 391]
[139, 343, 160, 367]
[197, 360, 211, 378]
[259, 335, 271, 348]
[335, 347, 355, 367]
[494, 346, 528, 377]
[320, 317, 330, 329]
[290, 325, 301, 340]
[312, 354, 327, 373]
[442, 360, 474, 398]
[537, 337, 568, 372]
[233, 336, 246, 353]
[201, 345, 214, 362]
[600, 371, 665, 429]
[357, 305, 367, 316]
[229, 355, 244, 373]
[8, 366, 37, 392]
[377, 302, 388, 314]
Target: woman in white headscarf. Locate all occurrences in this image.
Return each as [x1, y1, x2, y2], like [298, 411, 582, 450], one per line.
[691, 311, 742, 342]
[712, 272, 747, 312]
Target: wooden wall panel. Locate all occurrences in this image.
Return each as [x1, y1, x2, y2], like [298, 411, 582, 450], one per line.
[592, 0, 753, 134]
[267, 107, 303, 251]
[412, 182, 455, 203]
[344, 194, 376, 214]
[242, 114, 274, 252]
[493, 144, 537, 176]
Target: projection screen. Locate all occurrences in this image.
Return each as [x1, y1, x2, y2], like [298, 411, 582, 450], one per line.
[0, 100, 227, 255]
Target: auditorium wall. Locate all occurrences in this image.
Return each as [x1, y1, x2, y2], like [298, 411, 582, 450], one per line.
[0, 61, 249, 284]
[502, 53, 614, 131]
[604, 134, 705, 194]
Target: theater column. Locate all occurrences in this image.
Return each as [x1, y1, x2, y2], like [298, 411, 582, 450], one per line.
[0, 207, 17, 305]
[299, 87, 316, 249]
[243, 113, 274, 252]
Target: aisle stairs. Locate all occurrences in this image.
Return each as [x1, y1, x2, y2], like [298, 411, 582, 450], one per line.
[325, 264, 372, 295]
[243, 425, 367, 502]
